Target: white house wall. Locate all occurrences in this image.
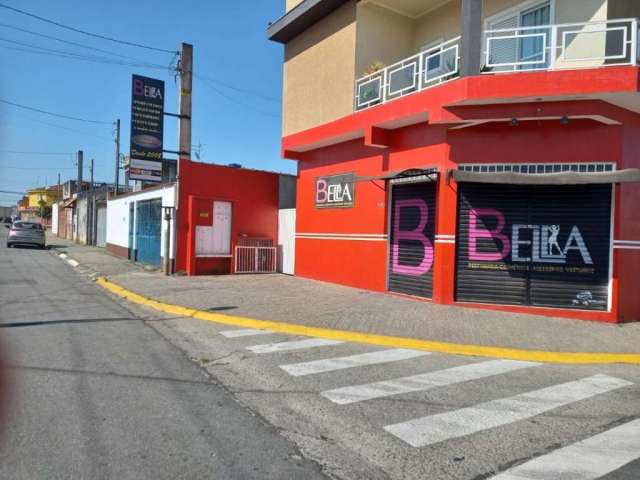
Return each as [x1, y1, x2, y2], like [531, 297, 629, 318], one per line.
[106, 185, 176, 259]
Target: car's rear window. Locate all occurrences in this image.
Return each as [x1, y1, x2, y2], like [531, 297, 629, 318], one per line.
[13, 222, 42, 230]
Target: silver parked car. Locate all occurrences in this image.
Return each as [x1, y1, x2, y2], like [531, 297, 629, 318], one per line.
[6, 221, 46, 249]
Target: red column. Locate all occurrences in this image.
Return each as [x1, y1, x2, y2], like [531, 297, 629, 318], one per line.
[433, 168, 458, 304]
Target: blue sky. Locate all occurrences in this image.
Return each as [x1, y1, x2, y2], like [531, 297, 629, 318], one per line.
[0, 0, 288, 206]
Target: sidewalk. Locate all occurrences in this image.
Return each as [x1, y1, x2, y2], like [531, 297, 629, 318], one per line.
[48, 233, 640, 355]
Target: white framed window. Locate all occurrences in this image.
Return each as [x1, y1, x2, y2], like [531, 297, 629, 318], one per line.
[485, 0, 554, 70]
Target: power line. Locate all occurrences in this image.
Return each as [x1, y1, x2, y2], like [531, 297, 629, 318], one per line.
[0, 37, 171, 70]
[0, 22, 153, 62]
[0, 44, 174, 72]
[4, 110, 114, 144]
[0, 150, 74, 155]
[1, 166, 77, 170]
[194, 73, 281, 104]
[195, 77, 280, 118]
[0, 98, 113, 124]
[0, 2, 178, 54]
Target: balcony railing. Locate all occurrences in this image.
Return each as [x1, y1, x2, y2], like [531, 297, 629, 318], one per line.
[354, 18, 639, 112]
[355, 36, 461, 111]
[483, 18, 638, 73]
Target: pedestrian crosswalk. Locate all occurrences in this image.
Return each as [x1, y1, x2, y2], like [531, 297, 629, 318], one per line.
[280, 348, 430, 377]
[321, 359, 538, 405]
[489, 418, 640, 479]
[219, 327, 638, 478]
[220, 328, 274, 338]
[383, 374, 632, 447]
[246, 337, 343, 354]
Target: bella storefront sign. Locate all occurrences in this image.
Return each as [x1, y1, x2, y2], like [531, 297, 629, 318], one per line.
[129, 74, 165, 183]
[315, 173, 355, 208]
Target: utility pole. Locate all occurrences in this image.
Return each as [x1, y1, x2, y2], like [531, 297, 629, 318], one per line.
[171, 42, 193, 276]
[114, 119, 121, 195]
[88, 159, 94, 245]
[77, 150, 84, 190]
[57, 173, 61, 202]
[178, 43, 193, 162]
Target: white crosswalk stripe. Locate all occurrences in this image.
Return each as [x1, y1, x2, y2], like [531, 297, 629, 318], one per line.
[280, 349, 430, 377]
[384, 374, 632, 447]
[220, 328, 274, 338]
[321, 359, 539, 405]
[489, 418, 640, 479]
[247, 338, 343, 354]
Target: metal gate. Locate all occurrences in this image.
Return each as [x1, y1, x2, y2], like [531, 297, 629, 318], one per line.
[455, 183, 612, 310]
[65, 208, 73, 240]
[95, 205, 107, 247]
[135, 199, 162, 266]
[387, 182, 437, 298]
[234, 246, 277, 273]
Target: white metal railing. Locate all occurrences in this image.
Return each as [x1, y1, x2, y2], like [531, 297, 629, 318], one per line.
[353, 18, 639, 111]
[354, 36, 461, 111]
[483, 18, 638, 73]
[234, 246, 277, 274]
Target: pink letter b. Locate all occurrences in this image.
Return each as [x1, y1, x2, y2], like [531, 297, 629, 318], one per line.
[392, 199, 433, 276]
[468, 208, 510, 261]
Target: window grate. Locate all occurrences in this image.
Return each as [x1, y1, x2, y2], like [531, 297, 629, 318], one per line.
[458, 163, 615, 174]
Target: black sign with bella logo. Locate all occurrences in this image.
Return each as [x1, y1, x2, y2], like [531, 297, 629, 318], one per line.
[129, 74, 164, 182]
[315, 173, 356, 208]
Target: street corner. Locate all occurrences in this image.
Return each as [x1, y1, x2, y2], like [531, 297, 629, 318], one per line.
[95, 276, 640, 366]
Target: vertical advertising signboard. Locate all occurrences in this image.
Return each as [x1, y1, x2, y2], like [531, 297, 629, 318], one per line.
[129, 75, 164, 182]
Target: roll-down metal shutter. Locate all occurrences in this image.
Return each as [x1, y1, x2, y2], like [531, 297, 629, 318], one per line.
[388, 182, 436, 298]
[455, 183, 612, 311]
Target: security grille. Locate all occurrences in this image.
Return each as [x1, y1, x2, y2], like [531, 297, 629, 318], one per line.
[455, 183, 612, 311]
[387, 182, 436, 298]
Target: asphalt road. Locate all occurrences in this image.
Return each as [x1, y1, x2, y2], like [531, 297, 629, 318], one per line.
[0, 228, 327, 479]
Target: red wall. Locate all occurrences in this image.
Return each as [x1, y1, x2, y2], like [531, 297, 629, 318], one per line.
[295, 111, 639, 322]
[176, 160, 280, 275]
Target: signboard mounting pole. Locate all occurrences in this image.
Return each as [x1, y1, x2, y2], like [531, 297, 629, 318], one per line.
[114, 118, 120, 194]
[178, 43, 193, 163]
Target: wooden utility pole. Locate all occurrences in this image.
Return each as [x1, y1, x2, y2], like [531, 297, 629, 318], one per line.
[114, 119, 121, 194]
[170, 42, 193, 276]
[77, 150, 84, 188]
[89, 158, 94, 245]
[178, 43, 193, 161]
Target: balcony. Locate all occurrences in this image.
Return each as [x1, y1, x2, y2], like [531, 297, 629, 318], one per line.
[354, 18, 639, 112]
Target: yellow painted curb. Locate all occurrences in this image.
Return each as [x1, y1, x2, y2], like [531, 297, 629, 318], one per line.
[96, 276, 640, 365]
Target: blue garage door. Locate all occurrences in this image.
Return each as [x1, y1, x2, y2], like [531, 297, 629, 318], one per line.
[135, 199, 161, 266]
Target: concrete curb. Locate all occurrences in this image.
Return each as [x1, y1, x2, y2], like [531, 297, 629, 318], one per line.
[95, 276, 640, 365]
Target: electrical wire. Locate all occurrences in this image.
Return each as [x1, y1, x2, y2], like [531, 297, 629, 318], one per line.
[0, 44, 174, 72]
[0, 22, 151, 62]
[0, 37, 171, 70]
[0, 2, 178, 54]
[0, 150, 74, 155]
[3, 110, 114, 144]
[0, 98, 112, 125]
[1, 166, 77, 170]
[194, 73, 281, 104]
[195, 77, 280, 118]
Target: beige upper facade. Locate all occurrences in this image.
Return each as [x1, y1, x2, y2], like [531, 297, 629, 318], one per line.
[280, 0, 640, 136]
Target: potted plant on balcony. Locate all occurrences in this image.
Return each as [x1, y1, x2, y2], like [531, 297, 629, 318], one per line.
[363, 60, 385, 76]
[359, 61, 385, 105]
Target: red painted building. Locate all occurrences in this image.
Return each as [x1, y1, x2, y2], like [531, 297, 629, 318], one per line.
[270, 0, 640, 323]
[106, 160, 295, 275]
[177, 159, 292, 275]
